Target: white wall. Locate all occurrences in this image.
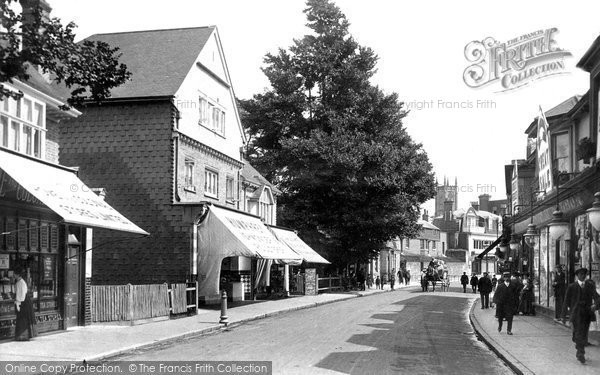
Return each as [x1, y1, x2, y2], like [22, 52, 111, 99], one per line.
[174, 31, 244, 162]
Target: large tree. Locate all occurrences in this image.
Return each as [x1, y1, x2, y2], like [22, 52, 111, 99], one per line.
[1, 0, 130, 107]
[239, 0, 435, 266]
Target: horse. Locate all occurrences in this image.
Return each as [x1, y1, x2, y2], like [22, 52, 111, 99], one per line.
[425, 266, 442, 292]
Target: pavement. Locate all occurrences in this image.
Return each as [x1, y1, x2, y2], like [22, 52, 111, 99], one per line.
[0, 282, 599, 375]
[470, 297, 600, 375]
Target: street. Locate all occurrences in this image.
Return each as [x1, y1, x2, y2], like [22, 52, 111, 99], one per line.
[112, 286, 514, 374]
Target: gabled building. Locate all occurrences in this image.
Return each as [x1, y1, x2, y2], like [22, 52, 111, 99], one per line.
[0, 0, 146, 339]
[58, 26, 326, 304]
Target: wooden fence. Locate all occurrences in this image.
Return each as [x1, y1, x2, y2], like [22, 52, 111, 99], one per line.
[317, 276, 343, 293]
[91, 282, 198, 324]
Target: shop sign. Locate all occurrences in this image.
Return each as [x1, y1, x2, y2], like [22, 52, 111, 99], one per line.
[0, 254, 8, 269]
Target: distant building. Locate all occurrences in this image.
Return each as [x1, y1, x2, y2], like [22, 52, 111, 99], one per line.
[434, 177, 458, 217]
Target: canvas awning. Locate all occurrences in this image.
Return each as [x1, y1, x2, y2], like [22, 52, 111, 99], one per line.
[268, 226, 330, 264]
[197, 205, 302, 300]
[0, 150, 148, 235]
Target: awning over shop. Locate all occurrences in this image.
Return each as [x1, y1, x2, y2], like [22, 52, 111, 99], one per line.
[268, 226, 330, 264]
[476, 236, 503, 259]
[197, 205, 302, 300]
[0, 150, 148, 235]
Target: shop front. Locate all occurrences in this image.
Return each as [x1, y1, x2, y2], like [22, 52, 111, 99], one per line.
[511, 168, 600, 315]
[196, 204, 302, 304]
[268, 225, 330, 295]
[0, 149, 147, 340]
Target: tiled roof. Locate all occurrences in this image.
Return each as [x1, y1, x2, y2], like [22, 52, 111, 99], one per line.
[418, 220, 440, 231]
[544, 95, 581, 118]
[241, 161, 281, 195]
[83, 27, 215, 98]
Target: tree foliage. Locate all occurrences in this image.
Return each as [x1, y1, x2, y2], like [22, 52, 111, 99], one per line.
[240, 0, 436, 266]
[1, 0, 130, 107]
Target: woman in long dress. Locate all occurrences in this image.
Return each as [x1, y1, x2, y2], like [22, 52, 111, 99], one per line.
[518, 276, 535, 316]
[14, 268, 37, 341]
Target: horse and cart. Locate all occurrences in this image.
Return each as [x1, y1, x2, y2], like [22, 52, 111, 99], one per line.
[421, 259, 450, 292]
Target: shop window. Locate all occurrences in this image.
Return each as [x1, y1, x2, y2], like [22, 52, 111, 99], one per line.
[49, 224, 58, 253]
[40, 223, 49, 252]
[29, 220, 39, 252]
[17, 219, 27, 251]
[5, 219, 16, 251]
[204, 169, 218, 198]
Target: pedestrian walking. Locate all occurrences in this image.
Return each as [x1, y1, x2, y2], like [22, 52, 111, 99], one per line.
[397, 269, 404, 285]
[13, 268, 37, 341]
[470, 274, 479, 294]
[421, 269, 429, 292]
[404, 269, 411, 285]
[460, 272, 469, 293]
[494, 271, 517, 335]
[553, 264, 567, 320]
[389, 269, 396, 290]
[491, 274, 498, 292]
[375, 275, 381, 290]
[478, 272, 492, 309]
[561, 267, 600, 364]
[367, 273, 373, 289]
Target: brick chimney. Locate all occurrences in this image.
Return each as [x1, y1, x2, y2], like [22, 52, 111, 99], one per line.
[422, 209, 429, 222]
[479, 194, 491, 212]
[471, 201, 479, 211]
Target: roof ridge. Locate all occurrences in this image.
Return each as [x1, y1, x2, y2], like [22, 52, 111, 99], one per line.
[89, 25, 215, 38]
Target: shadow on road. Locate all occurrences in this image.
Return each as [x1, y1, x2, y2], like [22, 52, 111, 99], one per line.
[314, 293, 511, 375]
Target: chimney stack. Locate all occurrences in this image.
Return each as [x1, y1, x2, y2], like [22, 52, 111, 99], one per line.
[479, 194, 491, 212]
[422, 209, 429, 222]
[471, 201, 479, 211]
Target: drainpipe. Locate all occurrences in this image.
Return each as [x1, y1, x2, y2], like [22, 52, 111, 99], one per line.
[172, 101, 181, 202]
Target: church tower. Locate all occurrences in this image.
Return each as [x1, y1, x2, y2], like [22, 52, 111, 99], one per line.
[434, 176, 458, 217]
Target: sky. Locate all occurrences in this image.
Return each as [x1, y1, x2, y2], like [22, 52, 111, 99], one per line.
[44, 0, 600, 216]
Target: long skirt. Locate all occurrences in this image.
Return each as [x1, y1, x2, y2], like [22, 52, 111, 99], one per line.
[15, 296, 37, 341]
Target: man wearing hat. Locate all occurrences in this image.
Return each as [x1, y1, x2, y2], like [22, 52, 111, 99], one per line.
[493, 271, 517, 335]
[561, 267, 600, 364]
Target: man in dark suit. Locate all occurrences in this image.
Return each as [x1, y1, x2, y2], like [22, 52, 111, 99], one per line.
[494, 271, 517, 335]
[460, 272, 469, 293]
[478, 272, 493, 309]
[561, 267, 600, 364]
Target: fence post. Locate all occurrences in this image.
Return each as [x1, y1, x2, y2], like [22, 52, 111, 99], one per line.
[127, 283, 134, 325]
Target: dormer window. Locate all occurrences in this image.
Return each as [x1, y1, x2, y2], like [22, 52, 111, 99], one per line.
[259, 187, 274, 224]
[0, 94, 45, 158]
[199, 94, 225, 136]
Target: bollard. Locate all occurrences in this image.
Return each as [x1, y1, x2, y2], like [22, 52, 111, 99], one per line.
[219, 290, 229, 326]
